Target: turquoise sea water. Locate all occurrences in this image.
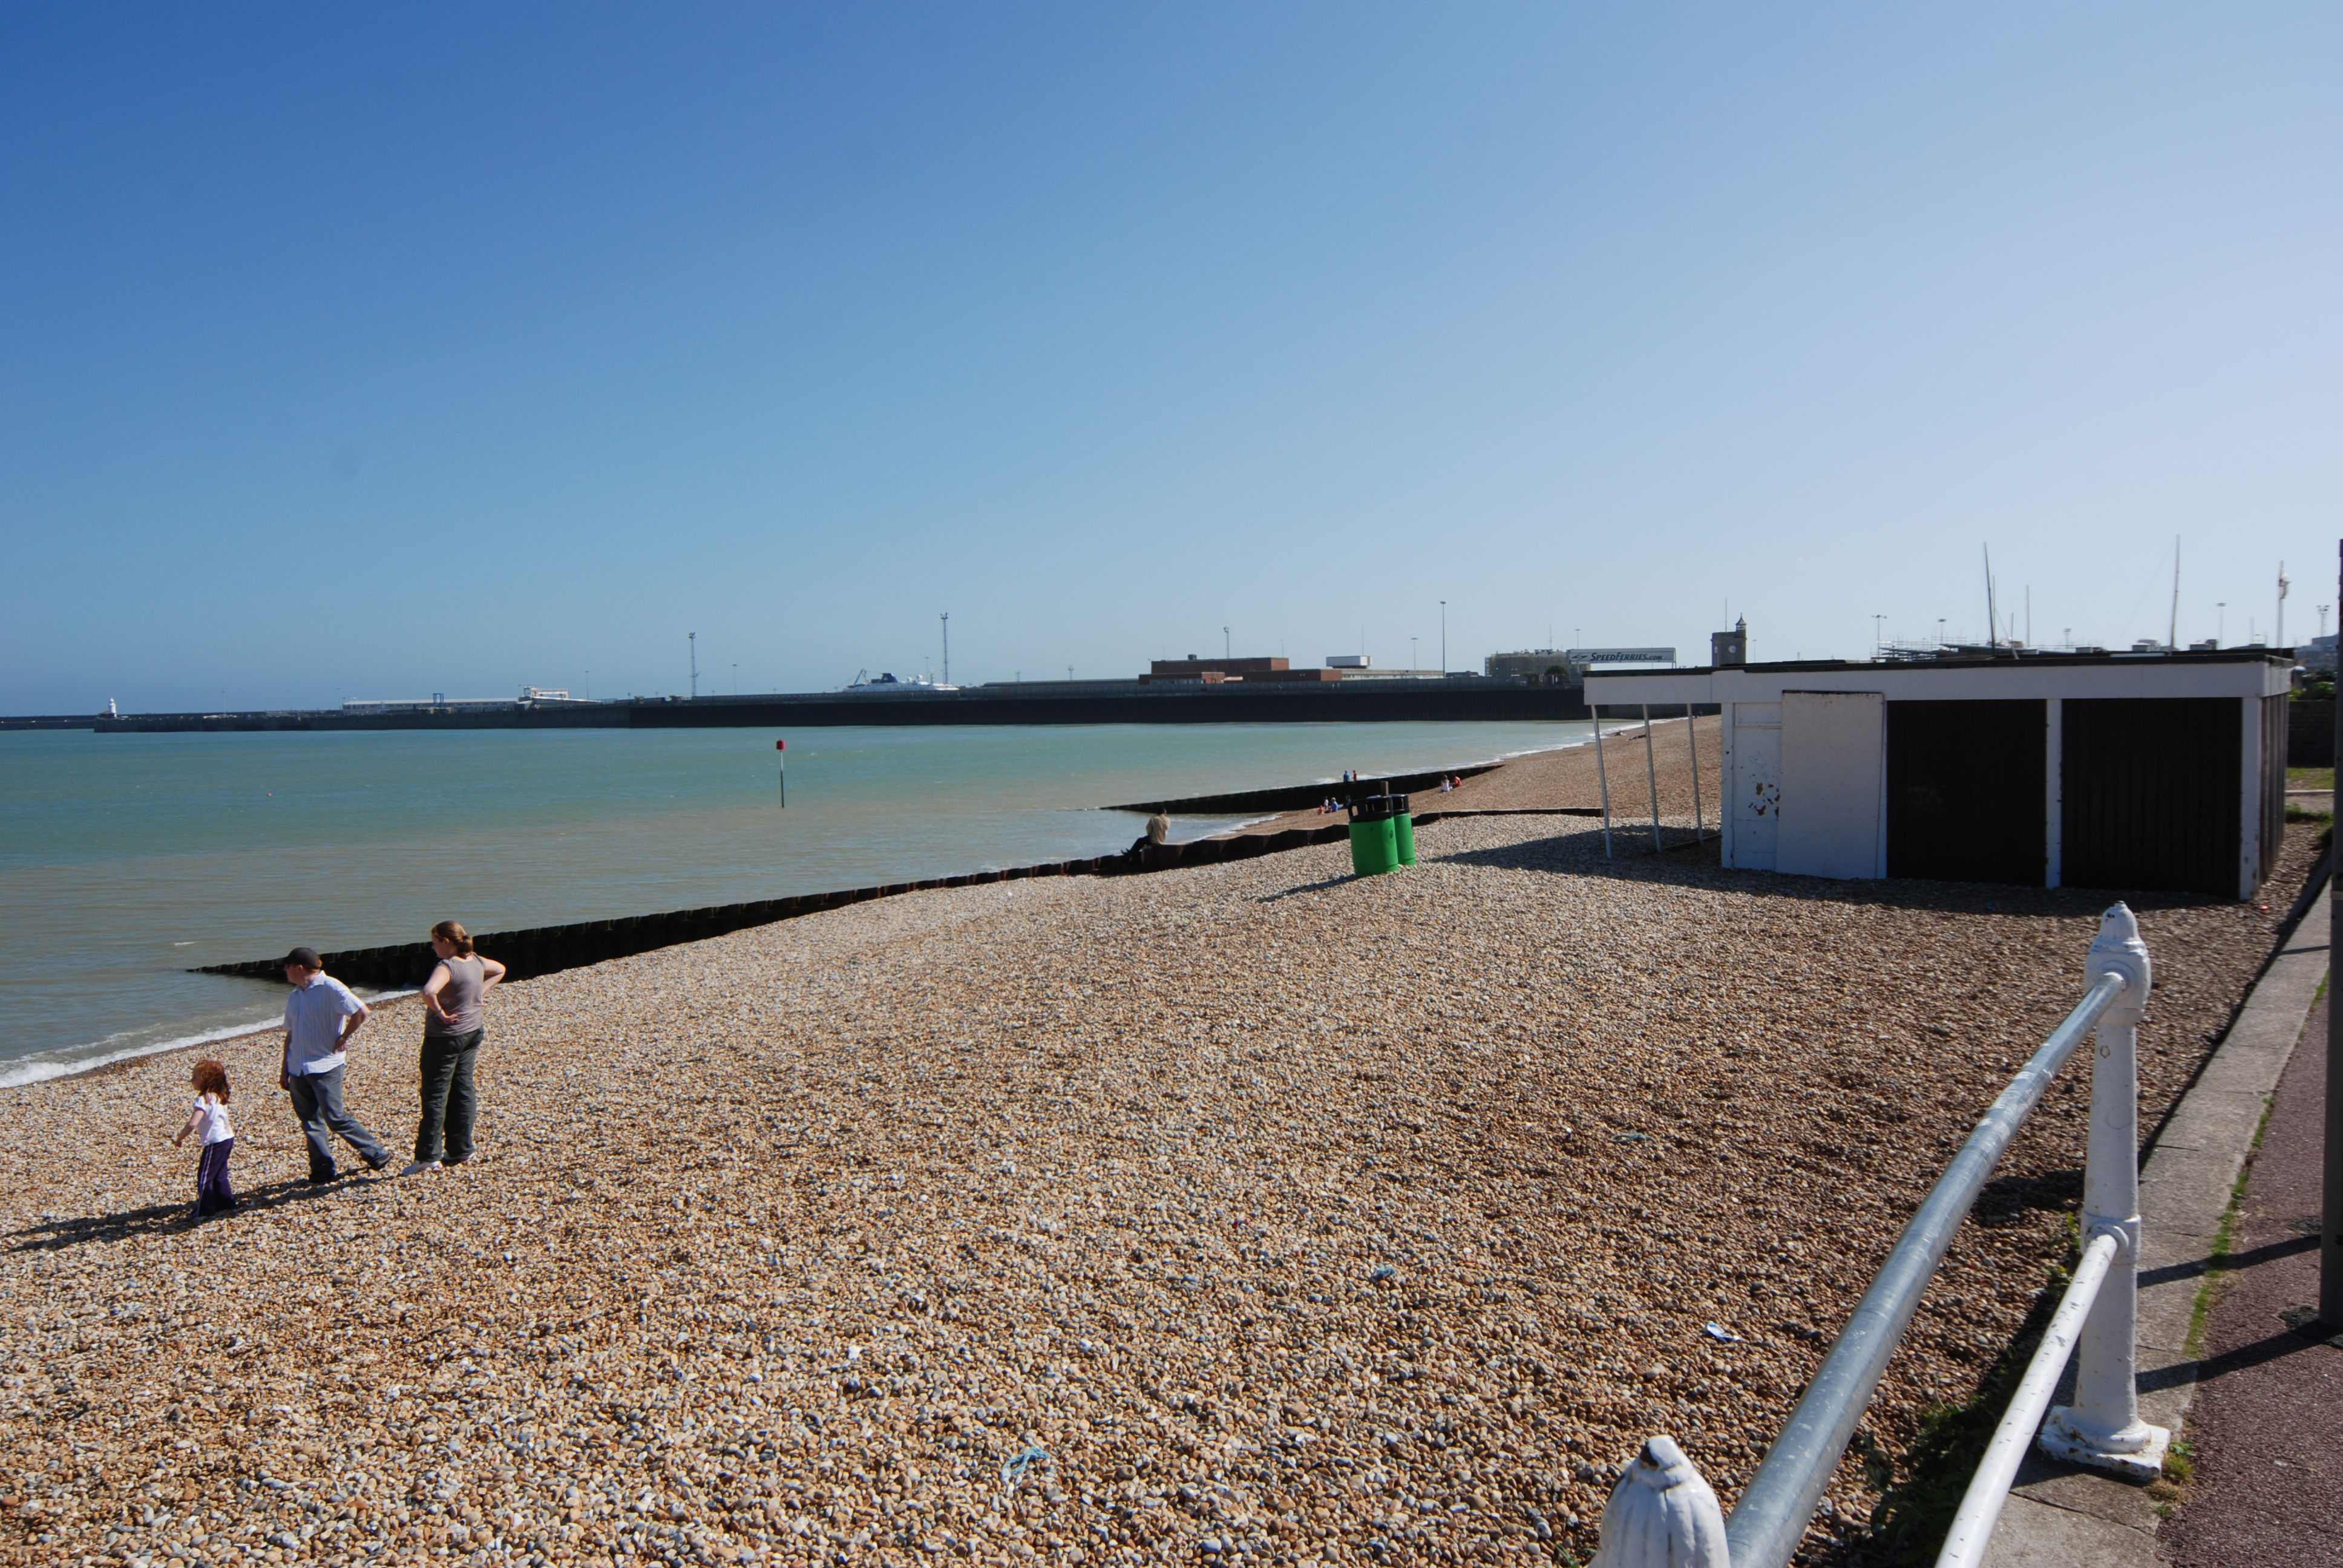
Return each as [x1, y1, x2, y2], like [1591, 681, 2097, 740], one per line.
[0, 721, 1590, 1083]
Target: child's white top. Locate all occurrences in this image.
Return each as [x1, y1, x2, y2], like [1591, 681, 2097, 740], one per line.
[193, 1093, 234, 1145]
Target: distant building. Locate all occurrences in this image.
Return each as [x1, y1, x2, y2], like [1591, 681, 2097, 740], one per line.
[1488, 647, 1676, 682]
[342, 694, 519, 714]
[2300, 635, 2336, 673]
[1328, 654, 1371, 669]
[1711, 618, 1748, 668]
[1140, 656, 1339, 685]
[1484, 650, 1571, 682]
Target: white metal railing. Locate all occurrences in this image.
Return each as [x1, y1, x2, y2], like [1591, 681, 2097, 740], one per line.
[1588, 903, 2167, 1568]
[1591, 705, 1708, 855]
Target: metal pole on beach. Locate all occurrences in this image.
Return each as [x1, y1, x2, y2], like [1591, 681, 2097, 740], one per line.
[1686, 704, 1705, 842]
[2325, 540, 2342, 1327]
[1642, 704, 1663, 854]
[1593, 707, 1614, 858]
[776, 738, 787, 808]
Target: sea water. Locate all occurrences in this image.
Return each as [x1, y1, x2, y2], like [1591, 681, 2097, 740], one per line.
[0, 720, 1590, 1082]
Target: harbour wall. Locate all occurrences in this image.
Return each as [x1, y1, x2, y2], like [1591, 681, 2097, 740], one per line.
[88, 681, 1634, 733]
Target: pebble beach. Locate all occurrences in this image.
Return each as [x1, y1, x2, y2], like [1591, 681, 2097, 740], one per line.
[0, 730, 2315, 1568]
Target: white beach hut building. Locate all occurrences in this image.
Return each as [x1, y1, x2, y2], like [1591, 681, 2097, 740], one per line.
[1584, 651, 2292, 899]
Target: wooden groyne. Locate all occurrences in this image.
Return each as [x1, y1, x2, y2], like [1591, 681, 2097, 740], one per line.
[1107, 762, 1502, 815]
[195, 807, 1607, 990]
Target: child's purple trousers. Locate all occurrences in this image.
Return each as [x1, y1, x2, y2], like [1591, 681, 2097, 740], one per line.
[196, 1138, 235, 1216]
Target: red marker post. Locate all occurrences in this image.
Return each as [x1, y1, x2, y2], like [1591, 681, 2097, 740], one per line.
[776, 738, 787, 808]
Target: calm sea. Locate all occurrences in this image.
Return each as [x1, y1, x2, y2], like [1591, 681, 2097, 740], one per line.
[0, 720, 1590, 1084]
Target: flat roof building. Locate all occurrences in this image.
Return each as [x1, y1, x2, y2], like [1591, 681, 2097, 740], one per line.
[1140, 656, 1340, 685]
[1585, 650, 2290, 900]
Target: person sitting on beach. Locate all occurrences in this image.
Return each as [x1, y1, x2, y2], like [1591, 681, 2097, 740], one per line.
[172, 1059, 237, 1217]
[279, 946, 395, 1183]
[405, 921, 507, 1176]
[1146, 811, 1171, 845]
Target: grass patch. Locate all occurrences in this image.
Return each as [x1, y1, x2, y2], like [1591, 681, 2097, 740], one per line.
[1860, 1235, 2080, 1564]
[2182, 1100, 2270, 1360]
[2287, 766, 2334, 789]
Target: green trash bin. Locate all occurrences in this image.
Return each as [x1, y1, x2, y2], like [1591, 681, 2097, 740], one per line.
[1348, 791, 1410, 876]
[1348, 814, 1398, 877]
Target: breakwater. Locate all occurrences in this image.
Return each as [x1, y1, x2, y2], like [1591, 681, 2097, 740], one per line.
[1109, 762, 1501, 815]
[195, 822, 1355, 987]
[195, 806, 1623, 991]
[88, 679, 1608, 732]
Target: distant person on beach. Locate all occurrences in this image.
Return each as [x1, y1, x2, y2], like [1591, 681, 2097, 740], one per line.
[279, 946, 394, 1183]
[1145, 811, 1170, 845]
[172, 1059, 237, 1217]
[406, 921, 506, 1175]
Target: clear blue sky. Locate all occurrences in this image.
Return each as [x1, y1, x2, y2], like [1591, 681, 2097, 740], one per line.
[4, 5, 2336, 710]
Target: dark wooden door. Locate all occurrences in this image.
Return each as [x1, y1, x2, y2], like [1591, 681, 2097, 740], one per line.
[2062, 697, 2241, 898]
[1886, 700, 2046, 885]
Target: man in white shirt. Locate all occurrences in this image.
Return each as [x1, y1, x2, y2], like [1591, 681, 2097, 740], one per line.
[279, 946, 394, 1183]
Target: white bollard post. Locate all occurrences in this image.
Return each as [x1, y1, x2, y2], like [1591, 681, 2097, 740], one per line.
[2037, 902, 2171, 1479]
[1589, 1436, 1729, 1568]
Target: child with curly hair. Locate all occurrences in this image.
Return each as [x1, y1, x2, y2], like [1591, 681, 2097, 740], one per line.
[173, 1059, 237, 1217]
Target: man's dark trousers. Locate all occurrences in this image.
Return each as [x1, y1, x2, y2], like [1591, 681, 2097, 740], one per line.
[288, 1065, 390, 1181]
[416, 1030, 483, 1165]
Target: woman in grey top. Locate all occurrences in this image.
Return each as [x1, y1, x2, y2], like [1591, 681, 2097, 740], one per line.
[405, 920, 507, 1174]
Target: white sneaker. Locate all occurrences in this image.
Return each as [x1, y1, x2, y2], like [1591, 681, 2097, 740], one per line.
[399, 1160, 442, 1177]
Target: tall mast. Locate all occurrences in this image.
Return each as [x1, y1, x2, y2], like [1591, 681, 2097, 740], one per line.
[1984, 545, 1999, 651]
[2169, 537, 2181, 650]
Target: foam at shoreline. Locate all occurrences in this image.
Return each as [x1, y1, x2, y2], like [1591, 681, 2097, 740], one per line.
[0, 988, 418, 1089]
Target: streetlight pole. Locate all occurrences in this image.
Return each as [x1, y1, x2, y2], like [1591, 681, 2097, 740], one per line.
[1440, 601, 1447, 674]
[1224, 626, 1230, 661]
[940, 612, 950, 685]
[689, 632, 698, 699]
